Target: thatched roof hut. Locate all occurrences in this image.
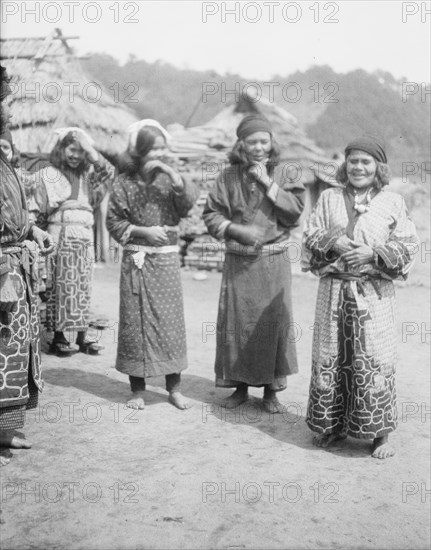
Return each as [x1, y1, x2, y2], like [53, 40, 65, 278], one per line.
[1, 29, 138, 153]
[172, 90, 341, 268]
[168, 89, 339, 188]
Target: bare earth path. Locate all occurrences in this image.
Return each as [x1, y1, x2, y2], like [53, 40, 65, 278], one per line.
[1, 261, 430, 550]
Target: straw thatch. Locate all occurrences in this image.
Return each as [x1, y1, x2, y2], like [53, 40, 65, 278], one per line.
[171, 90, 342, 268]
[167, 89, 339, 188]
[1, 30, 138, 153]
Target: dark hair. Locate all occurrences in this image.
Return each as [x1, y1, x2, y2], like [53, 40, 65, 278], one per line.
[228, 137, 280, 176]
[49, 131, 90, 175]
[336, 158, 392, 191]
[122, 126, 166, 177]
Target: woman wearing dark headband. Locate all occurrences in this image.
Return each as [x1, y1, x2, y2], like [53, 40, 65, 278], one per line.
[204, 115, 305, 412]
[302, 135, 419, 459]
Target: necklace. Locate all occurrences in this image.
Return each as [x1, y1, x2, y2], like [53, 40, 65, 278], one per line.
[353, 188, 372, 214]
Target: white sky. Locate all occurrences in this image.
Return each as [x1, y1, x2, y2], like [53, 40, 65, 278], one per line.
[1, 0, 430, 82]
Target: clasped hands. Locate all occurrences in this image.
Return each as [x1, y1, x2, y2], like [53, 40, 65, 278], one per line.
[333, 235, 374, 269]
[226, 223, 265, 248]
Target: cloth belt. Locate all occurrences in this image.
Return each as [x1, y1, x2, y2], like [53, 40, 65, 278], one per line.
[49, 221, 92, 227]
[0, 243, 35, 278]
[328, 272, 383, 300]
[124, 243, 180, 294]
[0, 242, 38, 301]
[225, 239, 293, 258]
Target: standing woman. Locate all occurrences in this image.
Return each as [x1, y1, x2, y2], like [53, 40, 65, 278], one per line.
[106, 120, 197, 410]
[0, 66, 53, 465]
[203, 115, 305, 412]
[44, 127, 114, 355]
[302, 135, 419, 459]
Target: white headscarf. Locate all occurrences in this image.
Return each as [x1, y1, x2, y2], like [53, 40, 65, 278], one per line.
[45, 127, 95, 152]
[127, 119, 171, 156]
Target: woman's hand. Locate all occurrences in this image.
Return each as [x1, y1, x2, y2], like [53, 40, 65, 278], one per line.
[143, 160, 167, 174]
[78, 133, 99, 163]
[142, 226, 169, 246]
[341, 243, 374, 269]
[332, 235, 354, 255]
[144, 160, 184, 191]
[30, 226, 54, 254]
[226, 223, 265, 247]
[248, 161, 271, 189]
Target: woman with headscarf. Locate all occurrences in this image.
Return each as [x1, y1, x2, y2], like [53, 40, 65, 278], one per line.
[106, 120, 197, 410]
[302, 135, 419, 459]
[203, 115, 305, 411]
[39, 127, 114, 356]
[0, 66, 53, 465]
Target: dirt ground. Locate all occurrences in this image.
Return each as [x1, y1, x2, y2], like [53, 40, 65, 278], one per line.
[1, 253, 430, 550]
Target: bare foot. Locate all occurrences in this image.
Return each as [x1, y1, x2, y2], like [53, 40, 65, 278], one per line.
[221, 387, 249, 409]
[262, 397, 286, 414]
[126, 391, 145, 410]
[372, 435, 395, 459]
[312, 432, 347, 448]
[169, 392, 192, 410]
[0, 432, 32, 449]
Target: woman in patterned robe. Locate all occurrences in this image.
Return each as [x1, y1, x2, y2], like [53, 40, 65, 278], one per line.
[39, 128, 114, 356]
[0, 66, 53, 465]
[203, 115, 305, 412]
[302, 135, 419, 459]
[106, 120, 197, 410]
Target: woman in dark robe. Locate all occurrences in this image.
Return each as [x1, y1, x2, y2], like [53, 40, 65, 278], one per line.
[203, 115, 305, 412]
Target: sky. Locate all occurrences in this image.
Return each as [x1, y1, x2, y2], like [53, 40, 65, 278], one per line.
[1, 0, 430, 82]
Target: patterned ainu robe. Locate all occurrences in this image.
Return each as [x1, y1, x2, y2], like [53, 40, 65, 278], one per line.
[0, 154, 42, 430]
[32, 159, 114, 332]
[302, 186, 419, 439]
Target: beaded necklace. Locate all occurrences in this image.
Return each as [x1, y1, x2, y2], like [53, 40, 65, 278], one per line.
[352, 187, 373, 214]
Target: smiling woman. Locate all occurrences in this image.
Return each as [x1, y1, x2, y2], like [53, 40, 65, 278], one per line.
[302, 134, 419, 460]
[203, 114, 306, 412]
[30, 127, 115, 356]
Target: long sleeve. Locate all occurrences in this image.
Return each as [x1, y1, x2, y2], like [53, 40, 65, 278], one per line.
[301, 190, 345, 273]
[265, 165, 306, 228]
[106, 178, 132, 246]
[172, 175, 198, 218]
[202, 170, 232, 240]
[88, 155, 115, 210]
[373, 196, 419, 279]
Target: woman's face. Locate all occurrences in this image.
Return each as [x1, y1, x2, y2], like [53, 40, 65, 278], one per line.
[0, 139, 13, 161]
[346, 150, 377, 189]
[139, 135, 167, 172]
[243, 131, 272, 163]
[63, 141, 85, 169]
